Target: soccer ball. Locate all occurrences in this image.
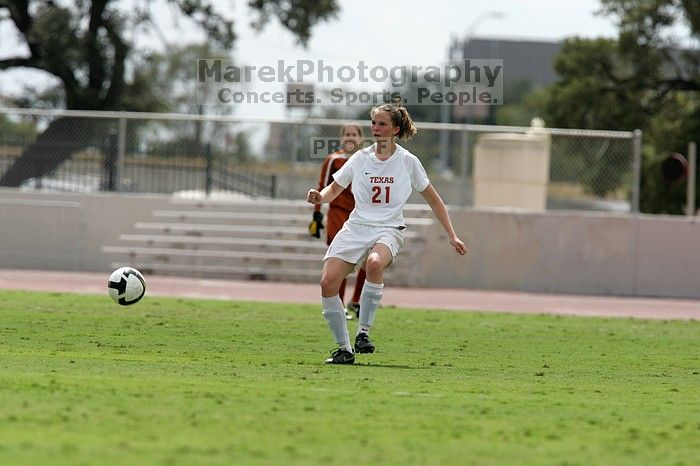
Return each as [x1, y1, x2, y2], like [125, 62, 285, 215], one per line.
[108, 267, 146, 306]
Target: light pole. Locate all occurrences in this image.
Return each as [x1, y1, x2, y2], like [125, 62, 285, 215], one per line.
[460, 11, 506, 58]
[437, 11, 505, 175]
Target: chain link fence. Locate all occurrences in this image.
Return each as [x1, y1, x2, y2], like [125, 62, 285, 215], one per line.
[0, 107, 641, 211]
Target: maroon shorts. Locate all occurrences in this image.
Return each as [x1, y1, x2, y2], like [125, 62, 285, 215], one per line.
[326, 207, 351, 245]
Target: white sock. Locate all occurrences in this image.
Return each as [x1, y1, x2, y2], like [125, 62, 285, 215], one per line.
[358, 281, 384, 335]
[321, 295, 352, 352]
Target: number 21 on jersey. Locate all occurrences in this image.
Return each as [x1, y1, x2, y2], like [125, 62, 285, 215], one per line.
[371, 185, 391, 203]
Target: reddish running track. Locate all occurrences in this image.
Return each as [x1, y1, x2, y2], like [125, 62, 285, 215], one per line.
[0, 268, 698, 320]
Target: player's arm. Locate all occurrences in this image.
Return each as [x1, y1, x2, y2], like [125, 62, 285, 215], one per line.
[419, 184, 467, 255]
[308, 158, 330, 238]
[314, 157, 332, 213]
[307, 181, 345, 205]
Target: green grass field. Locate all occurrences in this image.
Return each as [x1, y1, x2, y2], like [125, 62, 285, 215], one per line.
[0, 290, 698, 466]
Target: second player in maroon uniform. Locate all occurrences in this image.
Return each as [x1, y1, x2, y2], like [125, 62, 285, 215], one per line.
[310, 125, 366, 319]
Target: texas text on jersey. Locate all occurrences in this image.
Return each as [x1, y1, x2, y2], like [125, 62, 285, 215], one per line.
[333, 143, 429, 228]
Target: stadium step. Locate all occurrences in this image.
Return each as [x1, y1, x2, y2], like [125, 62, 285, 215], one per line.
[110, 262, 323, 282]
[102, 245, 322, 262]
[117, 234, 328, 253]
[167, 198, 436, 217]
[102, 198, 434, 283]
[149, 209, 436, 227]
[131, 222, 425, 241]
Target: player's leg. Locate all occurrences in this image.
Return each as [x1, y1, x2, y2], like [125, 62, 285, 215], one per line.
[352, 267, 367, 303]
[355, 243, 393, 353]
[338, 278, 347, 303]
[320, 257, 356, 363]
[346, 266, 366, 318]
[325, 209, 352, 320]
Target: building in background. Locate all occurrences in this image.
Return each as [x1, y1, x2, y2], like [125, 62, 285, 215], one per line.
[449, 36, 562, 123]
[456, 37, 562, 87]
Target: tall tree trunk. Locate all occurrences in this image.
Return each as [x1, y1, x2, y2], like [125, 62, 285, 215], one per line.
[0, 117, 112, 187]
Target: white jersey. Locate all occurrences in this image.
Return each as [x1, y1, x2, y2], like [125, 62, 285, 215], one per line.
[332, 143, 430, 227]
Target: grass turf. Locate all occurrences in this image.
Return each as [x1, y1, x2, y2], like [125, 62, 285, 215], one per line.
[0, 290, 698, 465]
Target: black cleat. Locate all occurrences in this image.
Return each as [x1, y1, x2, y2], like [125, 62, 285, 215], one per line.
[346, 302, 360, 319]
[354, 333, 375, 354]
[325, 348, 355, 364]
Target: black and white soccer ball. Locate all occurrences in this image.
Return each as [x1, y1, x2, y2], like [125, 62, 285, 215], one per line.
[108, 267, 146, 306]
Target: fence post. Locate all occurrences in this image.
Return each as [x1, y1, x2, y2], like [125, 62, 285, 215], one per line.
[459, 127, 470, 207]
[270, 174, 277, 198]
[437, 103, 450, 174]
[116, 117, 126, 192]
[205, 143, 212, 197]
[686, 141, 697, 217]
[631, 129, 643, 213]
[104, 130, 118, 191]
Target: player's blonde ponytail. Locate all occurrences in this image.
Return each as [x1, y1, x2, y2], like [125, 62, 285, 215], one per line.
[370, 101, 418, 141]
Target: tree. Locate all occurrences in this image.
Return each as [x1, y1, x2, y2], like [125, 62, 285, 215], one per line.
[494, 79, 549, 127]
[0, 0, 339, 186]
[544, 37, 651, 132]
[124, 42, 235, 158]
[538, 1, 700, 212]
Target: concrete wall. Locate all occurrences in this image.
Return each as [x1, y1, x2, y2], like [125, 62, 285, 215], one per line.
[417, 208, 700, 298]
[0, 190, 172, 273]
[1, 190, 699, 299]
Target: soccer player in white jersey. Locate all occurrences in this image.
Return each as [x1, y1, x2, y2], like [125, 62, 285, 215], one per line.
[306, 102, 468, 364]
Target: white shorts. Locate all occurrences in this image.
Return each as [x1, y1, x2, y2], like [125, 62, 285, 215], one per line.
[323, 221, 405, 265]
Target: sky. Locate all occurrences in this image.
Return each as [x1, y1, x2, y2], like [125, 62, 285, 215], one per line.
[0, 0, 625, 118]
[231, 0, 618, 67]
